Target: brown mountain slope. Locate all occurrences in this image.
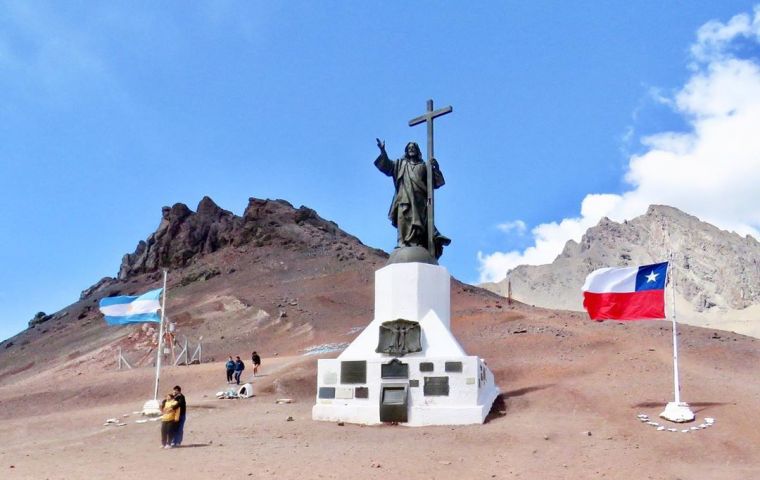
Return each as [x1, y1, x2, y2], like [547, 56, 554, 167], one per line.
[0, 196, 390, 385]
[0, 296, 758, 479]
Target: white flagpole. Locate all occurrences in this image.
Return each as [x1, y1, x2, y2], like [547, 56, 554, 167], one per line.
[152, 269, 168, 401]
[660, 255, 694, 422]
[669, 256, 681, 404]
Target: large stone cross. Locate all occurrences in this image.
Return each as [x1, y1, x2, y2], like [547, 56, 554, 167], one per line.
[408, 99, 453, 258]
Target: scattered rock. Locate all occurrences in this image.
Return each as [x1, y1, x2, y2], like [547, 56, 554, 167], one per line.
[79, 277, 115, 300]
[28, 311, 52, 328]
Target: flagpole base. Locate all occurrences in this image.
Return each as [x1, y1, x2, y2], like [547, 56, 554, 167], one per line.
[659, 402, 695, 423]
[141, 399, 162, 416]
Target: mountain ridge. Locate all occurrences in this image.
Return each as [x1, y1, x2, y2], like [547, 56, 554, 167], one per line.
[481, 204, 760, 337]
[0, 195, 392, 383]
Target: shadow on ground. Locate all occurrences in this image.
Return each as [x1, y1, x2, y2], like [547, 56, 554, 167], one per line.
[631, 401, 730, 413]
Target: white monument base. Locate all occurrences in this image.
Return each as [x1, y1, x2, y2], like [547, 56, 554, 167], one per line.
[312, 262, 500, 427]
[659, 402, 695, 423]
[141, 399, 161, 416]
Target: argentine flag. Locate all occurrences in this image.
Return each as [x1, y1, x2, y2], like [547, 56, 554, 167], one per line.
[99, 288, 163, 325]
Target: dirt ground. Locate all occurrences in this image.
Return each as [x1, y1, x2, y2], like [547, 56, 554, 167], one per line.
[2, 308, 759, 480]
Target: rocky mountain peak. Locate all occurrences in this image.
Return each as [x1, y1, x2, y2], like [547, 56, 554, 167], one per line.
[483, 205, 760, 337]
[116, 196, 370, 281]
[646, 204, 686, 217]
[196, 196, 228, 217]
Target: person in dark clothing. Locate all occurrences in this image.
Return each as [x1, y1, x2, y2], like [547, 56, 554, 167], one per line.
[234, 356, 245, 385]
[251, 351, 261, 376]
[172, 385, 187, 446]
[225, 356, 235, 383]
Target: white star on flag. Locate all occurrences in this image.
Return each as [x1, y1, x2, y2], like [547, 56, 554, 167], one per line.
[645, 271, 659, 283]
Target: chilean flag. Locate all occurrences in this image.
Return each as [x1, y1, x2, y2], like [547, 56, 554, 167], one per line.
[582, 262, 668, 320]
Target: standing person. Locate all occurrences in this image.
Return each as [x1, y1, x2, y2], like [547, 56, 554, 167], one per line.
[251, 351, 261, 377]
[234, 356, 245, 385]
[172, 385, 186, 447]
[160, 393, 178, 449]
[225, 356, 235, 384]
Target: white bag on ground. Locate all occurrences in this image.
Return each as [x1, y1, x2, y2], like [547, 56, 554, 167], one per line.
[238, 383, 253, 398]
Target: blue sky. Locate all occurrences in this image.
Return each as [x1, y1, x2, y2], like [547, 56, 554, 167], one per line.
[2, 1, 760, 341]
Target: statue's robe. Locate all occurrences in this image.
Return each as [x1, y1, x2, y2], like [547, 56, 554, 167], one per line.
[374, 151, 450, 257]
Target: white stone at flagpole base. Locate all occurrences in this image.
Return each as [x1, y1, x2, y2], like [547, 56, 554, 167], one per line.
[659, 402, 695, 423]
[142, 399, 162, 416]
[312, 262, 500, 426]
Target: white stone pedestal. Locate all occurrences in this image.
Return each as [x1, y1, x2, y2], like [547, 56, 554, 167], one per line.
[312, 262, 500, 426]
[141, 399, 161, 416]
[659, 402, 695, 423]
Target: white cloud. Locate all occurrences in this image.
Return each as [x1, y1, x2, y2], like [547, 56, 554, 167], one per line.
[496, 220, 527, 235]
[478, 6, 760, 283]
[690, 6, 760, 63]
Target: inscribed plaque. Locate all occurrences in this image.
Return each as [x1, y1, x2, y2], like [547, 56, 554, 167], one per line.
[355, 387, 369, 399]
[381, 358, 409, 379]
[423, 376, 449, 396]
[340, 361, 367, 384]
[335, 387, 354, 399]
[318, 387, 336, 399]
[322, 371, 338, 385]
[445, 361, 463, 373]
